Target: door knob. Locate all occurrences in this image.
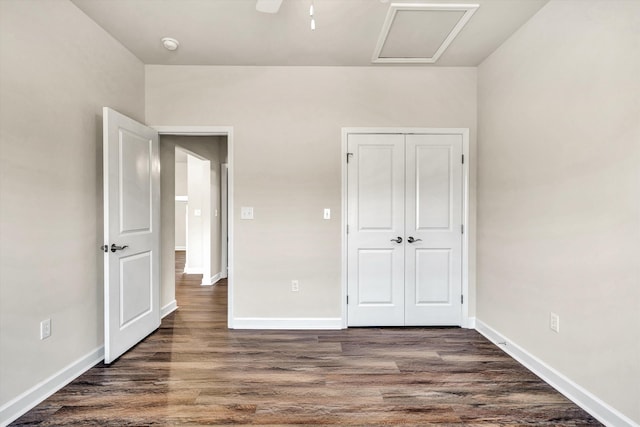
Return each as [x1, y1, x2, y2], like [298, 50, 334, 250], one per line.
[407, 236, 422, 243]
[390, 237, 403, 243]
[110, 244, 129, 253]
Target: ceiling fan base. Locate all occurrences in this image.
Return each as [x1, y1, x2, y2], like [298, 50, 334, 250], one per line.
[256, 0, 283, 14]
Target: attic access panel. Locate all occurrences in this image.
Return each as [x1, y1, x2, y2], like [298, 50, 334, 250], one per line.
[373, 3, 479, 64]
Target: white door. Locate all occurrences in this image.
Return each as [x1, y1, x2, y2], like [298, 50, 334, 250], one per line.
[347, 134, 405, 326]
[103, 107, 160, 364]
[404, 134, 463, 325]
[347, 132, 463, 326]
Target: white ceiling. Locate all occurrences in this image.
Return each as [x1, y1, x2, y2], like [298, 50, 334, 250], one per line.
[70, 0, 549, 66]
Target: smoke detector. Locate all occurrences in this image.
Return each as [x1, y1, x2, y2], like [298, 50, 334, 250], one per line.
[161, 37, 179, 51]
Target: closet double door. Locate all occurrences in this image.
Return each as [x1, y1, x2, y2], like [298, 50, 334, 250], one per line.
[347, 133, 463, 326]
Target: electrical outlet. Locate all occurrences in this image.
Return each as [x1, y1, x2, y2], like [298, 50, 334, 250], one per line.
[550, 312, 560, 333]
[40, 318, 51, 340]
[291, 280, 299, 292]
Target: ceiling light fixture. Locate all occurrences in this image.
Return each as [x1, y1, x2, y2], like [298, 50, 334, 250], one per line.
[161, 37, 179, 51]
[310, 0, 316, 30]
[256, 0, 283, 14]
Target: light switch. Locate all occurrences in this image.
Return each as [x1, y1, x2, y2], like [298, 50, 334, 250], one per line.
[240, 206, 254, 220]
[194, 209, 202, 217]
[323, 208, 331, 220]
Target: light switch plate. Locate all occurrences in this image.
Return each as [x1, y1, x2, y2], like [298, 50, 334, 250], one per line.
[40, 318, 51, 340]
[240, 207, 254, 220]
[323, 208, 331, 220]
[550, 312, 560, 333]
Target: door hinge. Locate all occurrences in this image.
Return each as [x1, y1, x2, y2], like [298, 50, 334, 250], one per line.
[462, 154, 465, 164]
[461, 224, 464, 234]
[346, 224, 349, 234]
[461, 295, 464, 304]
[346, 152, 353, 163]
[346, 295, 349, 305]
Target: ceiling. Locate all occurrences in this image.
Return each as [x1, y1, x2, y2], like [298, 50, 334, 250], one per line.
[70, 0, 549, 66]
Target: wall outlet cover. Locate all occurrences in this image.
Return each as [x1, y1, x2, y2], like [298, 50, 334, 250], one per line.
[240, 207, 254, 220]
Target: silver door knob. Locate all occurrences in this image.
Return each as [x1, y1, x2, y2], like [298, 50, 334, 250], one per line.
[390, 237, 403, 243]
[407, 236, 422, 243]
[110, 244, 129, 253]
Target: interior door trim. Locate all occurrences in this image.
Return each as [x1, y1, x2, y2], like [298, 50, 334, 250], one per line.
[341, 127, 471, 329]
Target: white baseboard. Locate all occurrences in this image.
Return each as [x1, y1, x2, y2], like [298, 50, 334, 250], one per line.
[183, 266, 203, 274]
[161, 300, 178, 318]
[201, 272, 222, 286]
[232, 317, 344, 330]
[475, 319, 638, 427]
[174, 246, 186, 251]
[463, 316, 476, 329]
[0, 346, 104, 427]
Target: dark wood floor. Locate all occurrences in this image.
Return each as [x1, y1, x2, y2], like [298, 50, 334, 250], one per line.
[12, 252, 600, 426]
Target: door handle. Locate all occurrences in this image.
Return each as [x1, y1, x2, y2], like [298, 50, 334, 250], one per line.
[407, 236, 422, 243]
[390, 237, 403, 243]
[110, 244, 129, 253]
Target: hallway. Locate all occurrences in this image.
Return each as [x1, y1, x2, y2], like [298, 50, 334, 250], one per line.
[12, 258, 599, 425]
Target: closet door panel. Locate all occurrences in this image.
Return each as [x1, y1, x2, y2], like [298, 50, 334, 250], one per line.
[347, 134, 405, 326]
[405, 134, 463, 326]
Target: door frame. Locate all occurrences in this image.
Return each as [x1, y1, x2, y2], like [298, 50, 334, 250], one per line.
[153, 126, 235, 328]
[341, 127, 471, 328]
[220, 163, 229, 279]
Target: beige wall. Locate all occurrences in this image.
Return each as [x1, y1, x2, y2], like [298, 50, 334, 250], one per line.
[146, 66, 478, 319]
[0, 0, 144, 409]
[175, 156, 188, 249]
[159, 140, 177, 309]
[175, 160, 188, 197]
[175, 201, 187, 249]
[477, 0, 640, 423]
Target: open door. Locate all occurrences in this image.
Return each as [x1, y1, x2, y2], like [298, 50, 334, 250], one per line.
[103, 107, 160, 364]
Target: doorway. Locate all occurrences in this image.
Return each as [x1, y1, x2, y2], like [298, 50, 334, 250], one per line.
[156, 126, 235, 327]
[342, 128, 470, 328]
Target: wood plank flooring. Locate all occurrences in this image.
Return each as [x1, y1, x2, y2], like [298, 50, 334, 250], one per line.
[12, 252, 600, 425]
